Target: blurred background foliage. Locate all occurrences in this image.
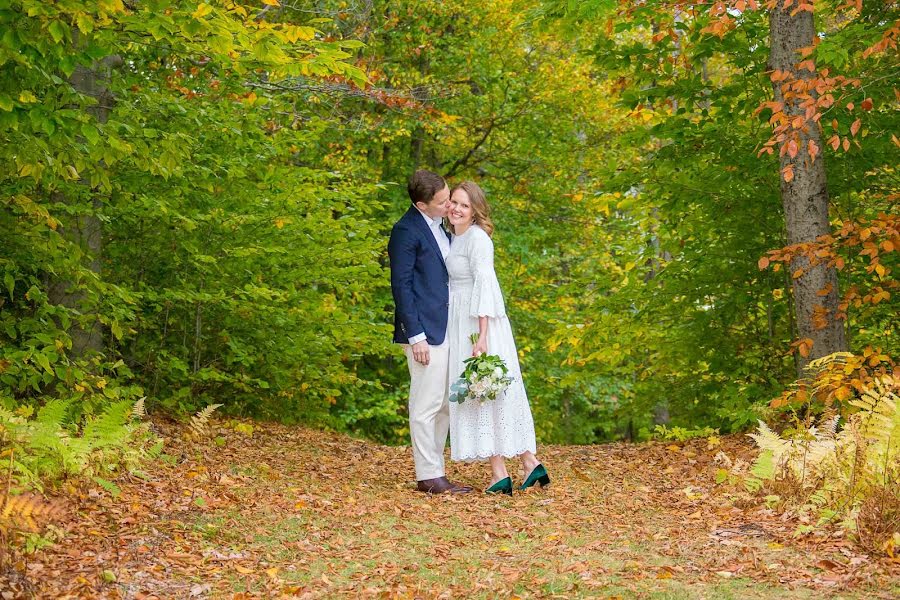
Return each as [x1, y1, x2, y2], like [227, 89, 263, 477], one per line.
[0, 0, 896, 469]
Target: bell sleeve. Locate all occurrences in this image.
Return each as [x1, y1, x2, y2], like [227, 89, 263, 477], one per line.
[468, 230, 507, 318]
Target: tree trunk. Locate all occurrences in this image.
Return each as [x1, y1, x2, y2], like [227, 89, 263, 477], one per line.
[47, 53, 121, 357]
[768, 5, 847, 374]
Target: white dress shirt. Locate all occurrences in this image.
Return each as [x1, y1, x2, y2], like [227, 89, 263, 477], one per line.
[408, 207, 449, 345]
[417, 207, 450, 260]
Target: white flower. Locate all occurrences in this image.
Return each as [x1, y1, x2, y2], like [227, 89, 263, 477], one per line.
[493, 367, 503, 378]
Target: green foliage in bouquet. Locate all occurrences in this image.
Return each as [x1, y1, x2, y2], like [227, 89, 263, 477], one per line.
[450, 334, 514, 404]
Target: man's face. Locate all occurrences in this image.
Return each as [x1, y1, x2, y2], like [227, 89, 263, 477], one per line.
[416, 184, 450, 220]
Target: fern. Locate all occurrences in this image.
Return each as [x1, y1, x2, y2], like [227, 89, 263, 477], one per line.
[747, 374, 900, 540]
[92, 476, 121, 498]
[0, 493, 66, 534]
[35, 399, 71, 427]
[144, 439, 164, 460]
[83, 401, 133, 450]
[751, 450, 776, 480]
[2, 395, 159, 490]
[131, 397, 147, 421]
[807, 352, 855, 377]
[745, 477, 763, 493]
[748, 420, 791, 471]
[850, 375, 899, 449]
[821, 414, 840, 440]
[190, 404, 222, 437]
[809, 489, 829, 506]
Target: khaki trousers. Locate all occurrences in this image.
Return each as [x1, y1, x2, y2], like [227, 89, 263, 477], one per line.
[404, 340, 450, 481]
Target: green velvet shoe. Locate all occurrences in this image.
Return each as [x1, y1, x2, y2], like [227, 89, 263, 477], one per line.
[485, 476, 513, 496]
[519, 464, 550, 490]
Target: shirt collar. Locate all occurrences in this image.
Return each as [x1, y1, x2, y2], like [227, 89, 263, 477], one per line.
[414, 206, 442, 228]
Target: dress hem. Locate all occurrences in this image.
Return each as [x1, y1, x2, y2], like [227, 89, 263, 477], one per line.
[451, 446, 537, 463]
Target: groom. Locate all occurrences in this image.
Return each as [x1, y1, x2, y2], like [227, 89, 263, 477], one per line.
[388, 170, 471, 494]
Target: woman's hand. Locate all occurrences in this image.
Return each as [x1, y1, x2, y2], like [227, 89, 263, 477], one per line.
[472, 336, 489, 357]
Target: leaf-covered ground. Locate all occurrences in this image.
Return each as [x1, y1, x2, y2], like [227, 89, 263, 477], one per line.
[12, 422, 900, 599]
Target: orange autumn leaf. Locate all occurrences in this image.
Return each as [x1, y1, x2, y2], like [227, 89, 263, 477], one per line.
[782, 164, 795, 182]
[786, 139, 799, 158]
[808, 139, 819, 162]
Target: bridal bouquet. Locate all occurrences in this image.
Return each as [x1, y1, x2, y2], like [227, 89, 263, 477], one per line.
[449, 334, 514, 404]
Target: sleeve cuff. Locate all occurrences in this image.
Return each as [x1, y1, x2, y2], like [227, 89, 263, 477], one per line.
[407, 332, 427, 345]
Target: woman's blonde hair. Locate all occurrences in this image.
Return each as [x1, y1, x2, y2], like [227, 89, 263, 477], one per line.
[449, 181, 494, 237]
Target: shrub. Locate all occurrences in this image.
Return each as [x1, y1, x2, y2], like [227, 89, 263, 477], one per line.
[743, 358, 899, 554]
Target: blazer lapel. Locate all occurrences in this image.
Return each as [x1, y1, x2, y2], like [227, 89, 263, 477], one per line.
[407, 207, 447, 271]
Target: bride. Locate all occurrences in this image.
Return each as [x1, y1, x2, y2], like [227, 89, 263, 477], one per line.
[445, 181, 550, 495]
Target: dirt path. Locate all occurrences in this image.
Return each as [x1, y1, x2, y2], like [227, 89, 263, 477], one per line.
[13, 422, 900, 598]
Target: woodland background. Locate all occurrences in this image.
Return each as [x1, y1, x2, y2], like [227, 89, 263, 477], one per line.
[3, 0, 896, 444]
[0, 1, 899, 593]
[0, 0, 898, 535]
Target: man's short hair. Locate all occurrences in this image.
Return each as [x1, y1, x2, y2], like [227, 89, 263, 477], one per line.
[407, 170, 446, 205]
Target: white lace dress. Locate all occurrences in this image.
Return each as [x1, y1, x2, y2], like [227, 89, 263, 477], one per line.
[446, 225, 537, 461]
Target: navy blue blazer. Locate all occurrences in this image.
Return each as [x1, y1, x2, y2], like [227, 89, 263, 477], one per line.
[388, 206, 450, 345]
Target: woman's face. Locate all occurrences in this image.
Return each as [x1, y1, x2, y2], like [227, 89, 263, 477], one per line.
[448, 189, 474, 227]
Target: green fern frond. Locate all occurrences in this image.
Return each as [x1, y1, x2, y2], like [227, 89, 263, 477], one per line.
[24, 422, 67, 454]
[82, 401, 132, 450]
[144, 440, 164, 459]
[751, 449, 776, 480]
[92, 476, 121, 498]
[0, 406, 25, 430]
[36, 399, 71, 427]
[809, 489, 829, 506]
[744, 477, 763, 493]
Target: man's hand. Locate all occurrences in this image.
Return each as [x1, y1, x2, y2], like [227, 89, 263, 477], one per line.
[412, 340, 431, 365]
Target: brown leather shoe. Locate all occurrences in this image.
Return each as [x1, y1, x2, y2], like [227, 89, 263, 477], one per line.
[446, 478, 473, 493]
[416, 476, 472, 494]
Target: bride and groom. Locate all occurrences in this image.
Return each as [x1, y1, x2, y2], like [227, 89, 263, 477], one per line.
[388, 169, 550, 495]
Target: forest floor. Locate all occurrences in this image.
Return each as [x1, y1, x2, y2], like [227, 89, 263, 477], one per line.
[8, 420, 900, 599]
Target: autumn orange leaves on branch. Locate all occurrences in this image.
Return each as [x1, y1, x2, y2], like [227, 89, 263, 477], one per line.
[699, 0, 896, 369]
[759, 214, 898, 316]
[700, 2, 885, 183]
